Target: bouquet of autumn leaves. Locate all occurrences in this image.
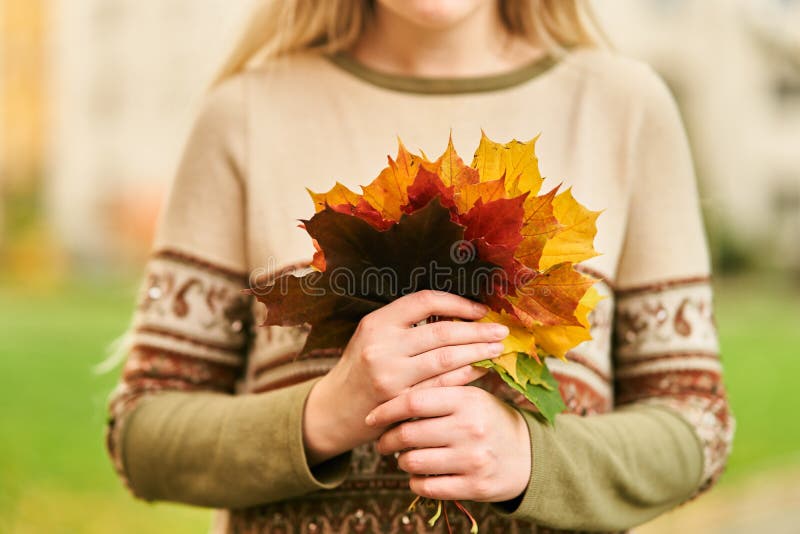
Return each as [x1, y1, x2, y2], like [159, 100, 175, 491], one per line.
[253, 133, 601, 424]
[252, 133, 600, 532]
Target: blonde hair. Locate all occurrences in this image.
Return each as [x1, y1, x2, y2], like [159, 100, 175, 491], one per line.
[213, 0, 607, 86]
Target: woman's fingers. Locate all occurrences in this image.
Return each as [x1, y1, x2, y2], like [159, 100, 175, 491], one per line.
[376, 417, 454, 455]
[409, 475, 475, 501]
[365, 386, 462, 427]
[377, 290, 488, 326]
[396, 448, 465, 476]
[411, 363, 488, 391]
[403, 320, 509, 355]
[409, 341, 496, 387]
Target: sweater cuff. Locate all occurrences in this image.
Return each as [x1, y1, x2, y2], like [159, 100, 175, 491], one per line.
[284, 377, 352, 491]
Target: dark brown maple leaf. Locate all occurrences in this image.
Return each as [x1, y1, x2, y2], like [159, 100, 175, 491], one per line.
[251, 198, 500, 354]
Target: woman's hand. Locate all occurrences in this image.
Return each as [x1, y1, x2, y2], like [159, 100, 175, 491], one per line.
[303, 290, 509, 465]
[366, 386, 531, 503]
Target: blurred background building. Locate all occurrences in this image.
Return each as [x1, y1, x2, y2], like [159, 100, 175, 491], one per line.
[1, 0, 253, 279]
[0, 0, 47, 260]
[47, 0, 255, 268]
[598, 0, 800, 272]
[1, 0, 798, 279]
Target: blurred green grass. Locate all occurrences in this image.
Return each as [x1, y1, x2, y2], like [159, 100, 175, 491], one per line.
[0, 276, 798, 533]
[713, 277, 800, 478]
[0, 280, 210, 533]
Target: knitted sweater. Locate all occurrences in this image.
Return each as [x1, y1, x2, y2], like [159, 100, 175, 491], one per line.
[106, 48, 734, 533]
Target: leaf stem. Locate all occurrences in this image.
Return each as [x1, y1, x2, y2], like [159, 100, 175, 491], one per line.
[427, 500, 443, 527]
[454, 500, 479, 534]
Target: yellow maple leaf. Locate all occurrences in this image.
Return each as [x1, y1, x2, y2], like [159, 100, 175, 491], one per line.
[425, 136, 479, 189]
[478, 310, 537, 383]
[493, 353, 521, 383]
[308, 182, 360, 213]
[538, 187, 601, 270]
[470, 132, 543, 197]
[361, 140, 426, 221]
[453, 177, 509, 214]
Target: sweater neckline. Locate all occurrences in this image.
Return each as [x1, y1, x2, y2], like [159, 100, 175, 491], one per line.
[325, 51, 558, 95]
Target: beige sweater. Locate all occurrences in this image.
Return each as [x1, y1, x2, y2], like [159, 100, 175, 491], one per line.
[106, 48, 734, 533]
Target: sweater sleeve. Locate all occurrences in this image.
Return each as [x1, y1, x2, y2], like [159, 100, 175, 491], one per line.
[104, 76, 350, 508]
[495, 64, 734, 530]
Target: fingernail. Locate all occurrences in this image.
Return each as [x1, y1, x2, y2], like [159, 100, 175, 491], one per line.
[365, 413, 376, 426]
[492, 324, 510, 338]
[489, 342, 505, 355]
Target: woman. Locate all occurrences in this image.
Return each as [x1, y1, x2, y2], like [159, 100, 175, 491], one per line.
[106, 1, 734, 532]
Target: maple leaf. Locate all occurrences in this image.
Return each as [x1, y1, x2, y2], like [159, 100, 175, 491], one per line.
[453, 176, 511, 215]
[425, 135, 479, 189]
[249, 270, 382, 352]
[531, 284, 603, 360]
[473, 309, 564, 419]
[404, 167, 456, 213]
[309, 183, 394, 230]
[361, 141, 427, 221]
[509, 263, 595, 327]
[477, 310, 537, 368]
[509, 360, 565, 424]
[253, 199, 499, 354]
[460, 195, 527, 274]
[475, 311, 560, 397]
[310, 237, 326, 271]
[308, 182, 360, 213]
[470, 132, 544, 197]
[538, 188, 601, 270]
[515, 186, 561, 269]
[473, 356, 564, 424]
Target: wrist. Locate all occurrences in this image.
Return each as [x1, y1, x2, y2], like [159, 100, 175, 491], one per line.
[489, 408, 533, 505]
[302, 374, 368, 465]
[510, 407, 533, 497]
[302, 375, 343, 465]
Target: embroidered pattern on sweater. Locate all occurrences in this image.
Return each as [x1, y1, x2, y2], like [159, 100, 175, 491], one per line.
[106, 250, 251, 490]
[136, 249, 251, 355]
[614, 278, 734, 494]
[227, 495, 625, 534]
